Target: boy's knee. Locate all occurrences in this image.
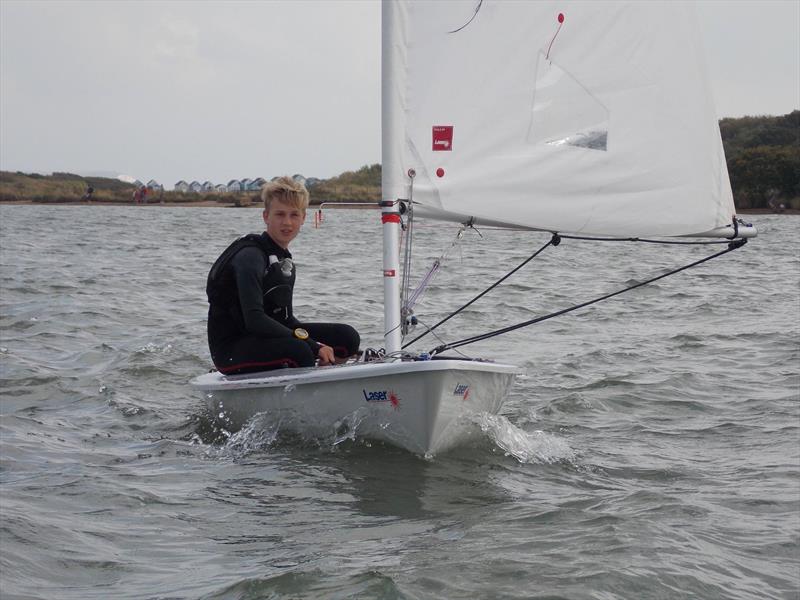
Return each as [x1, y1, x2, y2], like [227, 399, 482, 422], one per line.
[337, 324, 360, 356]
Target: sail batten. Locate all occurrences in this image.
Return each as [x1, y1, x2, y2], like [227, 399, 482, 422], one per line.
[390, 0, 739, 238]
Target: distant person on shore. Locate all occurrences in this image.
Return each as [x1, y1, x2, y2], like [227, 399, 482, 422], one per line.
[205, 176, 360, 375]
[82, 185, 94, 202]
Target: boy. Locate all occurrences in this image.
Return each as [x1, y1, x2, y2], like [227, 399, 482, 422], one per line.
[206, 176, 359, 375]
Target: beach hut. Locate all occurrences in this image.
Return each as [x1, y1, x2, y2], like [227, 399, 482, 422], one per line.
[174, 180, 190, 193]
[227, 179, 242, 192]
[243, 178, 264, 192]
[189, 181, 203, 193]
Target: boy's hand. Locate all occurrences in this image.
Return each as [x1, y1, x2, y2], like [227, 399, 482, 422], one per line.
[317, 344, 335, 366]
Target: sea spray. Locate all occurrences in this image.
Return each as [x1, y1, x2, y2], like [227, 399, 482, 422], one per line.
[332, 407, 370, 447]
[473, 413, 576, 464]
[215, 412, 283, 460]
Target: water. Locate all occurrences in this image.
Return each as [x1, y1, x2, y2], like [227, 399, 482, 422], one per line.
[1, 205, 798, 600]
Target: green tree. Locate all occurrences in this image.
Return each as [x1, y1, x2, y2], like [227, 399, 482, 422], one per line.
[728, 145, 800, 208]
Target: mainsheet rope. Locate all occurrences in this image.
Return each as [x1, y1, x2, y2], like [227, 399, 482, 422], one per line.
[428, 237, 748, 356]
[403, 234, 561, 349]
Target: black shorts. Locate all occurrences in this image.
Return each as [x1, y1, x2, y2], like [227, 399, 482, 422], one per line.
[210, 323, 360, 375]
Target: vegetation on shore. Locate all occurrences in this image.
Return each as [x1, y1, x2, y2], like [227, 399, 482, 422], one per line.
[308, 163, 381, 204]
[1, 112, 796, 209]
[0, 171, 144, 204]
[721, 111, 799, 210]
[0, 165, 381, 207]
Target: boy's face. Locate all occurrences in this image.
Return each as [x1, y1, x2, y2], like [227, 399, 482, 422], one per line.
[263, 198, 306, 249]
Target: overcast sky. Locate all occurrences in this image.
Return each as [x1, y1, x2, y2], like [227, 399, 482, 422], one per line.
[1, 0, 798, 188]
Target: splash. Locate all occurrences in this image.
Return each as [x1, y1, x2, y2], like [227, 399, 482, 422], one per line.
[472, 413, 576, 464]
[200, 405, 379, 460]
[214, 412, 283, 460]
[135, 342, 173, 354]
[332, 407, 370, 447]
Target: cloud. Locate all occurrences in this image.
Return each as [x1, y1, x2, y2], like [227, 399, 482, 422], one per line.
[152, 20, 201, 62]
[1, 0, 794, 186]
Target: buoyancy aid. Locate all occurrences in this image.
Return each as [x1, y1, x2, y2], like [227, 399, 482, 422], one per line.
[206, 233, 296, 324]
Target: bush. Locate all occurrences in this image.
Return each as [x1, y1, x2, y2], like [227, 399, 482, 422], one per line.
[728, 146, 800, 208]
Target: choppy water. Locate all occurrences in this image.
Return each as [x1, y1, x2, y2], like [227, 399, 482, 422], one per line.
[1, 205, 798, 600]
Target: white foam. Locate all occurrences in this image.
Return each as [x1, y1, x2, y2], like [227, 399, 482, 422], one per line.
[473, 413, 576, 464]
[216, 412, 282, 459]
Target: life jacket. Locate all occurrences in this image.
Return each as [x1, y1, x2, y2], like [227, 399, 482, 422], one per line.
[206, 234, 296, 321]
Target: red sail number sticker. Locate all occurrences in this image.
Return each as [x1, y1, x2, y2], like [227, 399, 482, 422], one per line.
[432, 126, 453, 151]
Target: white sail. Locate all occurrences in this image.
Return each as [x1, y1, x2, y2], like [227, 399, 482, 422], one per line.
[387, 0, 737, 237]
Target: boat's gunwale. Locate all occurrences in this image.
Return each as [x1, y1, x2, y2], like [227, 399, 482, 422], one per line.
[191, 359, 520, 391]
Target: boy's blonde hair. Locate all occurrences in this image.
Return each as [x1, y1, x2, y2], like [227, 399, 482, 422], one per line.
[261, 176, 309, 212]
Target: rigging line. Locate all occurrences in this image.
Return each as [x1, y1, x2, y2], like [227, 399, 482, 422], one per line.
[558, 234, 732, 245]
[430, 238, 748, 355]
[402, 233, 560, 349]
[405, 259, 441, 309]
[448, 0, 483, 34]
[385, 321, 403, 341]
[415, 317, 472, 360]
[404, 224, 467, 311]
[401, 203, 414, 331]
[727, 216, 739, 240]
[400, 177, 416, 335]
[545, 13, 566, 60]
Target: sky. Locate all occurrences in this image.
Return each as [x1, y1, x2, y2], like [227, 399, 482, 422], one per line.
[1, 0, 798, 188]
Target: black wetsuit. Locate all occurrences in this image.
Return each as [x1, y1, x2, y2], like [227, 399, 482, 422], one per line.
[207, 232, 359, 375]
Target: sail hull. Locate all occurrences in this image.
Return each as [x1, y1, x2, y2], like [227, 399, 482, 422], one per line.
[192, 360, 519, 456]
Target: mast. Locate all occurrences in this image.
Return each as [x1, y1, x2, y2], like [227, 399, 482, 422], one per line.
[381, 0, 405, 356]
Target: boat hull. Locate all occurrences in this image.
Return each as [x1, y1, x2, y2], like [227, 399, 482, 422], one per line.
[191, 359, 519, 455]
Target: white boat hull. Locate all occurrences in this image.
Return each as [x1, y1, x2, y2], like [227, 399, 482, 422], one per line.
[191, 359, 519, 455]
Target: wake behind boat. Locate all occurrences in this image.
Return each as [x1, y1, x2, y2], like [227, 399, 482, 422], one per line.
[191, 0, 756, 456]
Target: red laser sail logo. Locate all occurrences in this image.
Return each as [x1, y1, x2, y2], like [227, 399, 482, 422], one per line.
[362, 389, 401, 409]
[432, 126, 453, 151]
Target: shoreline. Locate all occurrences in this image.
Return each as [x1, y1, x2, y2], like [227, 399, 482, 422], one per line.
[0, 200, 238, 207]
[0, 200, 797, 215]
[0, 200, 360, 210]
[0, 199, 375, 209]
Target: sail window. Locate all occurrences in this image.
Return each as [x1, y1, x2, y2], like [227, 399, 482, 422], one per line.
[528, 52, 609, 151]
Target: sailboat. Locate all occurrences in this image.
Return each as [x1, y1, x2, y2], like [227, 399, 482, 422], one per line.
[191, 0, 756, 456]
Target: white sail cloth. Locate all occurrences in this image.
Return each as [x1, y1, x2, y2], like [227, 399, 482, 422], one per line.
[384, 0, 736, 238]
